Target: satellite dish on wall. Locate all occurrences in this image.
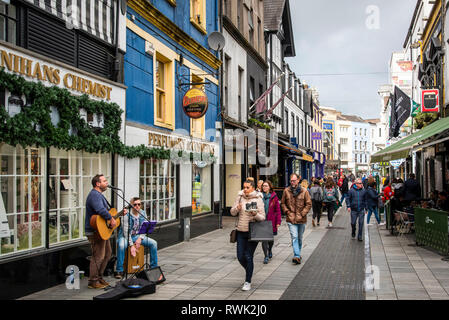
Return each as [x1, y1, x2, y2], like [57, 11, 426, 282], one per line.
[207, 32, 226, 51]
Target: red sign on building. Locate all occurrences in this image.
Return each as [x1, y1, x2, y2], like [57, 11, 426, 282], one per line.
[421, 89, 439, 113]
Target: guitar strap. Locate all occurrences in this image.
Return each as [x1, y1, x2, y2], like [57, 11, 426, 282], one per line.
[102, 194, 112, 211]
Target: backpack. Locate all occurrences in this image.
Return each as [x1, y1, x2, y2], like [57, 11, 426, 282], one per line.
[311, 188, 322, 201]
[324, 188, 336, 202]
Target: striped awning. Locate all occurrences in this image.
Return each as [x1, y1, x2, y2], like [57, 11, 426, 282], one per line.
[24, 0, 117, 45]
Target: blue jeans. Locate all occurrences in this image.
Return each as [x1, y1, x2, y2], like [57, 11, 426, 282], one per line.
[367, 206, 380, 224]
[340, 193, 349, 206]
[287, 223, 306, 258]
[116, 235, 158, 272]
[351, 210, 365, 239]
[236, 231, 259, 283]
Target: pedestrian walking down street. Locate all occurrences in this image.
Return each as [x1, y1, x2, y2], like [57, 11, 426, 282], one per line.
[281, 173, 312, 265]
[309, 180, 324, 227]
[322, 177, 339, 228]
[339, 174, 350, 206]
[366, 181, 382, 225]
[347, 178, 368, 241]
[261, 181, 281, 264]
[403, 173, 421, 206]
[230, 179, 266, 291]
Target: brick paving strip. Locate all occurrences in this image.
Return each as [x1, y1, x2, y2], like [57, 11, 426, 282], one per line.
[19, 212, 332, 300]
[366, 223, 449, 300]
[280, 208, 366, 300]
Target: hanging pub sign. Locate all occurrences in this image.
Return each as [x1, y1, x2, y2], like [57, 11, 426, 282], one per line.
[421, 89, 439, 113]
[182, 87, 208, 119]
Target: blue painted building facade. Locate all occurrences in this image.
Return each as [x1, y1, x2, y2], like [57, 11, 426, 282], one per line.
[119, 0, 222, 246]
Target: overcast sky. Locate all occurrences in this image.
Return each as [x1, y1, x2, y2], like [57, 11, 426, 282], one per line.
[285, 0, 416, 119]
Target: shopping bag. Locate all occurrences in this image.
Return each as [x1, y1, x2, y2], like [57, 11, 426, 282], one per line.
[248, 221, 274, 242]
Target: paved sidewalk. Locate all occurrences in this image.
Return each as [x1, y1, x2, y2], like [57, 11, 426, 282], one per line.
[19, 212, 330, 300]
[281, 208, 365, 300]
[18, 207, 449, 300]
[366, 222, 449, 300]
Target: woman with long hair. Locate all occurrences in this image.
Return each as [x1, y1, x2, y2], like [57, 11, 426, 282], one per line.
[261, 180, 281, 264]
[230, 179, 266, 291]
[322, 177, 339, 228]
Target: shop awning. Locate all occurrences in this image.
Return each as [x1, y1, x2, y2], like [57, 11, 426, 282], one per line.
[371, 117, 449, 163]
[278, 139, 303, 156]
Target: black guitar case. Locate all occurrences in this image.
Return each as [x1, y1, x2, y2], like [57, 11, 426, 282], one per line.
[93, 278, 156, 300]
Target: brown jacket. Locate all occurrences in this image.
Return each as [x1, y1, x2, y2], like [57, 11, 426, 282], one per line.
[230, 190, 266, 232]
[281, 186, 312, 224]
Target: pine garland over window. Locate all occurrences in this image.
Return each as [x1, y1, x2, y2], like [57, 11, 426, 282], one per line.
[0, 68, 215, 163]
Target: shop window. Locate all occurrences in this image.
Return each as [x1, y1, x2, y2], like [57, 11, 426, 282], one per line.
[190, 0, 207, 34]
[139, 159, 176, 223]
[192, 163, 212, 215]
[191, 74, 205, 139]
[49, 148, 111, 245]
[0, 3, 17, 45]
[155, 53, 174, 129]
[0, 144, 45, 256]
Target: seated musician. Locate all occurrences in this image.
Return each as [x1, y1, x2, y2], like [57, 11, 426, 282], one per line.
[114, 197, 158, 279]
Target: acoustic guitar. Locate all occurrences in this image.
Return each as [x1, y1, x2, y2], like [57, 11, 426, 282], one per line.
[90, 208, 126, 240]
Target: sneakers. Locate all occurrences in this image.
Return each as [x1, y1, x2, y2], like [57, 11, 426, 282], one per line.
[378, 222, 386, 226]
[312, 219, 316, 227]
[328, 222, 333, 228]
[88, 281, 107, 289]
[98, 278, 110, 287]
[292, 257, 302, 265]
[263, 257, 269, 264]
[114, 272, 123, 280]
[242, 282, 251, 291]
[358, 237, 363, 242]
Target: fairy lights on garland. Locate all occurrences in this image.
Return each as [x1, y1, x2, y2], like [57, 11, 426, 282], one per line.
[0, 68, 215, 162]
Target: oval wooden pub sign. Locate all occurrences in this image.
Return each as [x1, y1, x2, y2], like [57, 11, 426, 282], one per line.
[182, 88, 208, 119]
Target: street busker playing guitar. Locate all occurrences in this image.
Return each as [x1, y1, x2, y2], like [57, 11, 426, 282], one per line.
[85, 174, 128, 289]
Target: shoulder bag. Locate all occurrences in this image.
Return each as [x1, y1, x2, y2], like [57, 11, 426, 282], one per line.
[230, 196, 242, 243]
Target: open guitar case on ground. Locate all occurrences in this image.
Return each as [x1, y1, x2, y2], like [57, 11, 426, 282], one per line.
[93, 264, 165, 300]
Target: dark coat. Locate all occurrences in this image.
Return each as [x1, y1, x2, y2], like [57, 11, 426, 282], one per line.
[347, 184, 368, 212]
[265, 192, 282, 233]
[340, 178, 349, 194]
[403, 178, 421, 201]
[366, 186, 379, 208]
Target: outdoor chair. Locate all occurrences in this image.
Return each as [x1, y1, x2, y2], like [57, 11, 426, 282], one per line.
[394, 210, 414, 237]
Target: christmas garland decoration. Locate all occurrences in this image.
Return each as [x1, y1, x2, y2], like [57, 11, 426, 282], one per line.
[0, 68, 215, 163]
[248, 117, 273, 130]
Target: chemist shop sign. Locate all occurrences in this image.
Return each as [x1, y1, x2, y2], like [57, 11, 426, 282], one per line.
[182, 88, 208, 119]
[0, 46, 113, 100]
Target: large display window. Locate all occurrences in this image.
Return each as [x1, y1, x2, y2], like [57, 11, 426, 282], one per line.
[0, 144, 45, 256]
[49, 148, 110, 245]
[192, 163, 211, 215]
[0, 143, 112, 258]
[139, 159, 176, 222]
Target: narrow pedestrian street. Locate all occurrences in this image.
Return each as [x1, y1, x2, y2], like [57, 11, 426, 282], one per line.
[19, 207, 449, 300]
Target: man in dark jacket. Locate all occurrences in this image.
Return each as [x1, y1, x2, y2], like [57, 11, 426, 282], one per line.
[347, 179, 368, 241]
[340, 175, 349, 206]
[403, 174, 421, 204]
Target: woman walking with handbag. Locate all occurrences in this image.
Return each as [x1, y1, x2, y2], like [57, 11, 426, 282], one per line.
[261, 181, 281, 264]
[310, 180, 324, 227]
[230, 179, 266, 291]
[323, 178, 339, 228]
